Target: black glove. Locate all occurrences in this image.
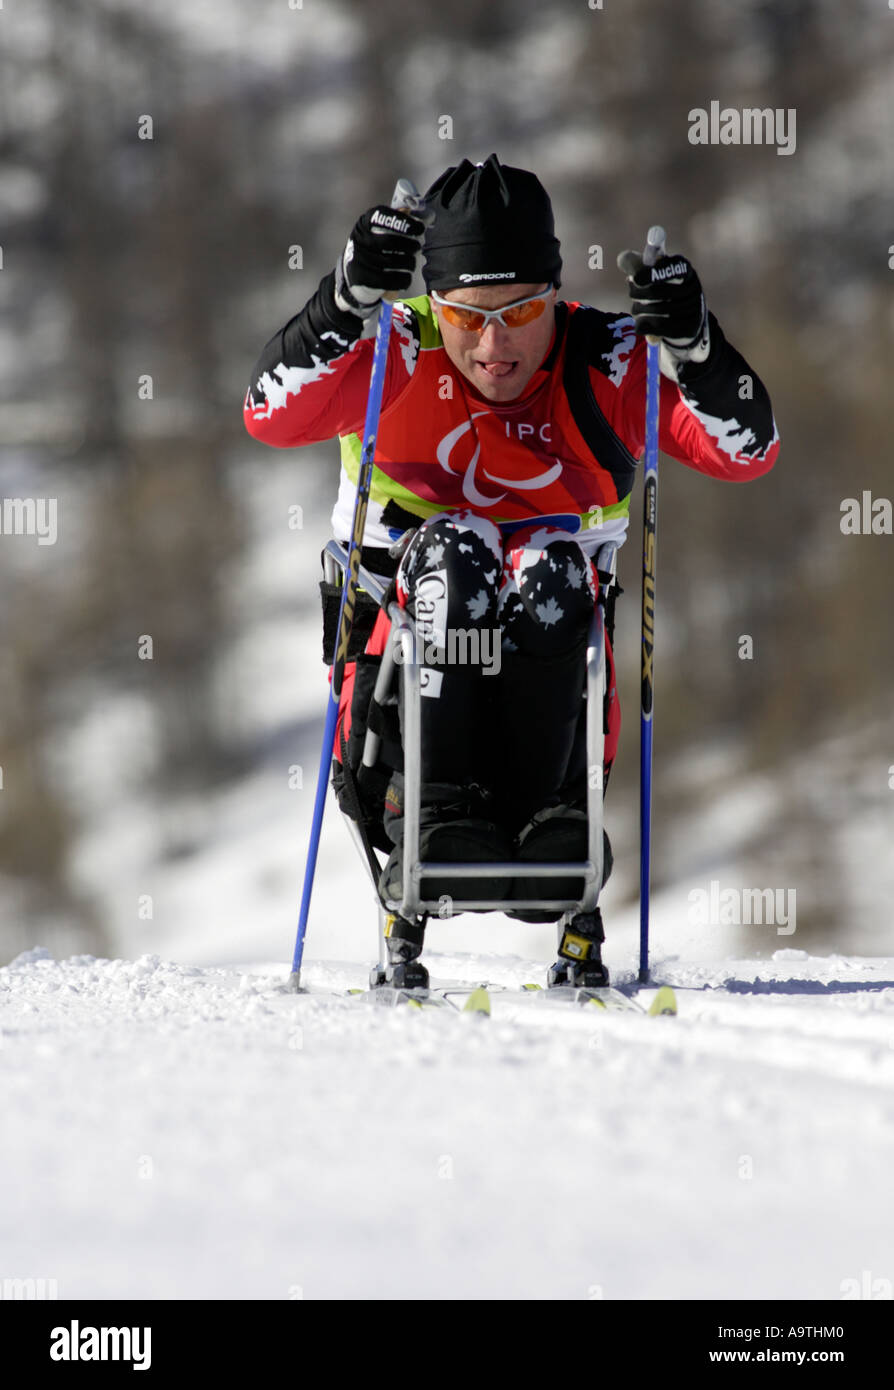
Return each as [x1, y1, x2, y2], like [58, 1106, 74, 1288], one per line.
[616, 249, 710, 366]
[334, 205, 428, 320]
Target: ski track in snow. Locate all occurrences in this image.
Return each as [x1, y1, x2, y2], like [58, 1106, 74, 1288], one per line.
[2, 947, 893, 1301]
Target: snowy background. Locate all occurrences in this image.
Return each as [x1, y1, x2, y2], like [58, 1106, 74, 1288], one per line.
[0, 0, 893, 1302]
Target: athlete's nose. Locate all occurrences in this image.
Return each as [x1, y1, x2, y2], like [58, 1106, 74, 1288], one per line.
[476, 319, 513, 354]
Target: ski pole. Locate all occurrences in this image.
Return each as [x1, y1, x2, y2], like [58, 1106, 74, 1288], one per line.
[639, 224, 666, 985]
[287, 177, 426, 992]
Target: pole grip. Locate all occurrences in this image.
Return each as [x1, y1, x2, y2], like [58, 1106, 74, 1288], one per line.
[383, 178, 430, 304]
[390, 177, 425, 213]
[643, 226, 667, 343]
[643, 224, 666, 267]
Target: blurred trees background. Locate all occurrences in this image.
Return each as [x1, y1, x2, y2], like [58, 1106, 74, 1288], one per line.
[0, 0, 891, 960]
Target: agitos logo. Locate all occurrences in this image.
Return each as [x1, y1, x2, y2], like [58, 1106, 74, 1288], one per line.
[436, 414, 562, 506]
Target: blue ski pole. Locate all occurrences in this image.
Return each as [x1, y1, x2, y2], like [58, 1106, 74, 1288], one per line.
[287, 177, 426, 992]
[639, 224, 666, 985]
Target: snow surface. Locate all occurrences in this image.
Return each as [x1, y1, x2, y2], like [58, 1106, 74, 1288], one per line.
[2, 931, 893, 1301]
[5, 456, 894, 1301]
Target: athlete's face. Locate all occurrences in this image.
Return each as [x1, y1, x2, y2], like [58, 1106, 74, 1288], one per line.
[432, 282, 557, 403]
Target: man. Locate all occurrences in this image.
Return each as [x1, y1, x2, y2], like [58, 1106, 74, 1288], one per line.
[245, 154, 779, 989]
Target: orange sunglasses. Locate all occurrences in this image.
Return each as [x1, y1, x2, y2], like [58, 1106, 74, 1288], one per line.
[430, 285, 553, 332]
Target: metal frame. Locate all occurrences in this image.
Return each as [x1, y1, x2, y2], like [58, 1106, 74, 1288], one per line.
[323, 536, 618, 927]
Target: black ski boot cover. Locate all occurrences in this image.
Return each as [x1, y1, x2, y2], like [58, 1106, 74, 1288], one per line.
[379, 776, 514, 907]
[508, 805, 613, 923]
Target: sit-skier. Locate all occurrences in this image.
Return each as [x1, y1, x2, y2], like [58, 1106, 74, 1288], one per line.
[245, 154, 779, 988]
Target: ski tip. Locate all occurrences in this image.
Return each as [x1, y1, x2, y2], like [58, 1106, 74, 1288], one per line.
[648, 985, 678, 1017]
[404, 997, 425, 1010]
[522, 982, 542, 992]
[463, 987, 491, 1016]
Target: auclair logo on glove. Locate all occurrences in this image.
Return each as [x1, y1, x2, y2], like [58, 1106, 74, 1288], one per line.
[650, 261, 689, 283]
[370, 210, 416, 235]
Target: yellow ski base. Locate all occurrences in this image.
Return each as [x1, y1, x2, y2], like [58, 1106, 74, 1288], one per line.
[462, 988, 491, 1016]
[522, 982, 678, 1016]
[648, 986, 678, 1017]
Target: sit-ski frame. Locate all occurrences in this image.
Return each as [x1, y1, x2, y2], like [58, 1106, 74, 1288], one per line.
[323, 536, 619, 975]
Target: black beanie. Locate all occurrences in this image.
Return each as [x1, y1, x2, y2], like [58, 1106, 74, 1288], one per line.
[422, 153, 562, 291]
